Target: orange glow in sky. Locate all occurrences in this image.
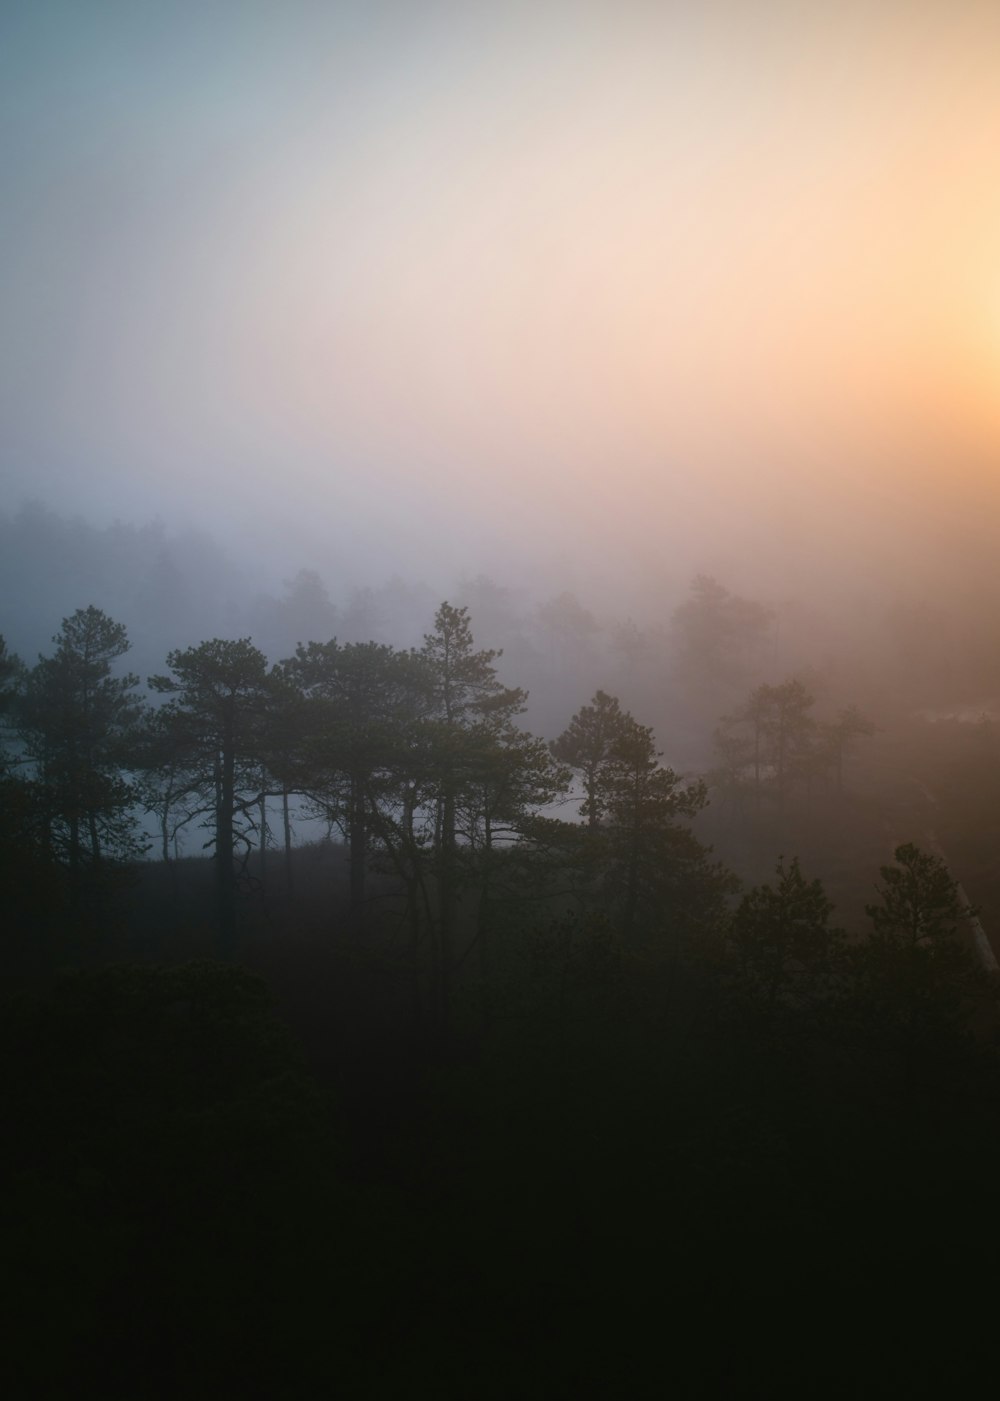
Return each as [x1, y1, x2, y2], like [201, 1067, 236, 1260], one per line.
[3, 0, 999, 584]
[236, 3, 1000, 487]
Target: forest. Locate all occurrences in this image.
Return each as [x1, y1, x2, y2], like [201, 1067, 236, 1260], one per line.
[7, 0, 1000, 1390]
[5, 521, 1000, 1397]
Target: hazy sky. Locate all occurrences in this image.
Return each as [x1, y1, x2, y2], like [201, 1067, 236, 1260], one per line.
[3, 0, 999, 600]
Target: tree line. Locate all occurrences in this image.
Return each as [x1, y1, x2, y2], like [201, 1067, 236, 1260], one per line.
[1, 603, 738, 1021]
[0, 599, 883, 955]
[5, 595, 921, 1028]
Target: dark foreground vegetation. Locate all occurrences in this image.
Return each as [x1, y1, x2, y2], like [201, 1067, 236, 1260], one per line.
[4, 592, 1000, 1396]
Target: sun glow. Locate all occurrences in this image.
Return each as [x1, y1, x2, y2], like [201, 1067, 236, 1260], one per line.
[5, 0, 1000, 563]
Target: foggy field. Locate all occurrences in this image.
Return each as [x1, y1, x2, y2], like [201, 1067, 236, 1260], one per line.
[5, 1, 1000, 1395]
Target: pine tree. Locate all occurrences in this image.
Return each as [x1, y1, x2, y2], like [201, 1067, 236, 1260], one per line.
[550, 689, 629, 829]
[553, 692, 715, 941]
[419, 603, 528, 1022]
[17, 607, 147, 879]
[149, 639, 278, 953]
[731, 857, 844, 1006]
[866, 843, 969, 947]
[280, 638, 424, 931]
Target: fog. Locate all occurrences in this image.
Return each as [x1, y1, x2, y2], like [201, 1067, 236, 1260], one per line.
[4, 0, 1000, 673]
[10, 10, 1000, 1390]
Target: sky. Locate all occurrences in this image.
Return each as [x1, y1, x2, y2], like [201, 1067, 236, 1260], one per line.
[2, 0, 999, 605]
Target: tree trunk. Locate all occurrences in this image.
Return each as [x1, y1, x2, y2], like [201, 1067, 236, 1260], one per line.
[282, 786, 294, 899]
[216, 716, 237, 956]
[258, 769, 267, 880]
[348, 772, 367, 934]
[437, 785, 456, 1031]
[622, 781, 641, 941]
[478, 812, 495, 1030]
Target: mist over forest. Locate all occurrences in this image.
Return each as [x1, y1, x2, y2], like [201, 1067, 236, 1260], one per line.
[6, 1, 1000, 1395]
[5, 489, 1000, 745]
[7, 490, 1000, 1395]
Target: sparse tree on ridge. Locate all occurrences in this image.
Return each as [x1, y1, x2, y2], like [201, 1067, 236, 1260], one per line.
[730, 857, 845, 1007]
[596, 714, 710, 941]
[866, 842, 970, 948]
[822, 705, 878, 793]
[550, 689, 631, 830]
[16, 607, 148, 882]
[851, 843, 994, 1042]
[552, 691, 718, 941]
[715, 680, 875, 812]
[715, 678, 816, 811]
[672, 574, 773, 696]
[418, 602, 528, 1022]
[535, 591, 599, 663]
[761, 679, 816, 811]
